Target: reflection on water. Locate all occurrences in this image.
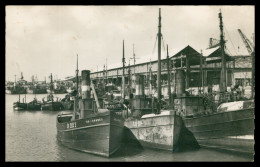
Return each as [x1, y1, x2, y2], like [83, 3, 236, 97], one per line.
[5, 94, 253, 162]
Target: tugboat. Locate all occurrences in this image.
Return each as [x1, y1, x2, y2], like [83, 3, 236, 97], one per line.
[124, 9, 186, 152]
[57, 70, 124, 157]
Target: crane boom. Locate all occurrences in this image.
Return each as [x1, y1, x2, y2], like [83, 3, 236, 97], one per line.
[238, 29, 255, 99]
[238, 29, 253, 54]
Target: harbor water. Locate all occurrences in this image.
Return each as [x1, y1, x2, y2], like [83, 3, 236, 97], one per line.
[5, 94, 253, 162]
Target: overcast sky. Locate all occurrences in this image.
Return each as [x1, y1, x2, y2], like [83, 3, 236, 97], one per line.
[6, 5, 254, 82]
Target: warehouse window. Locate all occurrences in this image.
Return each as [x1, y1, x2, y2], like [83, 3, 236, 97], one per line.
[235, 78, 251, 86]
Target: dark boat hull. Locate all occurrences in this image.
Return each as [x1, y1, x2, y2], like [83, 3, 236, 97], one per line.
[41, 102, 63, 111]
[7, 89, 27, 94]
[13, 101, 42, 111]
[13, 102, 27, 111]
[27, 89, 47, 94]
[183, 108, 255, 154]
[56, 111, 124, 157]
[124, 110, 183, 151]
[27, 103, 41, 110]
[54, 89, 67, 94]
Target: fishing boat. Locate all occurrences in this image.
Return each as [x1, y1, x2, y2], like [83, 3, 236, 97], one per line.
[178, 11, 255, 154]
[124, 9, 189, 152]
[27, 85, 47, 94]
[47, 85, 67, 94]
[182, 99, 254, 154]
[26, 98, 42, 110]
[174, 78, 255, 154]
[6, 85, 27, 94]
[41, 94, 63, 111]
[60, 58, 79, 111]
[7, 73, 27, 94]
[41, 73, 63, 111]
[13, 102, 27, 111]
[60, 94, 74, 110]
[13, 94, 27, 111]
[13, 94, 41, 111]
[124, 75, 184, 151]
[57, 64, 124, 157]
[54, 85, 67, 94]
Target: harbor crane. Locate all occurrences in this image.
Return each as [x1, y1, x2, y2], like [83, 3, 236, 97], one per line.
[237, 29, 254, 54]
[237, 29, 255, 99]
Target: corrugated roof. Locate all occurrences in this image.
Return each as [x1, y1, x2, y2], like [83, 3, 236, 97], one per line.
[202, 47, 220, 57]
[92, 42, 250, 74]
[102, 45, 195, 72]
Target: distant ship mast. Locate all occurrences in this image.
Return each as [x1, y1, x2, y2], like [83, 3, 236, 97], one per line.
[76, 54, 79, 96]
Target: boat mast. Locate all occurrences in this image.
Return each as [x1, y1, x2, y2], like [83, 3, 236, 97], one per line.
[50, 73, 53, 94]
[200, 50, 204, 94]
[130, 44, 138, 74]
[128, 59, 131, 93]
[76, 54, 79, 96]
[103, 64, 105, 93]
[106, 58, 108, 85]
[166, 44, 172, 105]
[133, 44, 135, 74]
[50, 73, 53, 102]
[251, 34, 255, 99]
[219, 9, 227, 92]
[157, 8, 162, 112]
[149, 59, 152, 97]
[73, 55, 79, 120]
[14, 74, 16, 88]
[122, 40, 125, 99]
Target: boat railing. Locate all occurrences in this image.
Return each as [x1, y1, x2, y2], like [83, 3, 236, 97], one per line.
[202, 91, 248, 107]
